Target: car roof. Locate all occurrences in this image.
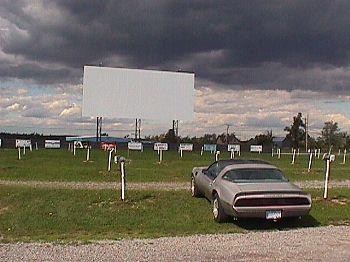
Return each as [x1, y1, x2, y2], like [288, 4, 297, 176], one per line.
[216, 159, 273, 167]
[217, 160, 280, 178]
[212, 159, 277, 172]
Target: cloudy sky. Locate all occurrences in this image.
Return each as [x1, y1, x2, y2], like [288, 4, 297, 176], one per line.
[1, 0, 350, 139]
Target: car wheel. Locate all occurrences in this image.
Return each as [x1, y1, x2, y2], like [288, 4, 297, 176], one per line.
[191, 176, 201, 197]
[212, 194, 228, 223]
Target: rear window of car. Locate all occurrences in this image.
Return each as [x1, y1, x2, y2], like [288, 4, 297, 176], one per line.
[206, 162, 230, 179]
[222, 168, 289, 183]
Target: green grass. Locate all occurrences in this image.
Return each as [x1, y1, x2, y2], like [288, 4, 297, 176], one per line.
[0, 186, 349, 243]
[0, 186, 240, 242]
[0, 148, 349, 182]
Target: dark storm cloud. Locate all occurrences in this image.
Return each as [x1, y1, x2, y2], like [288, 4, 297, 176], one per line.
[0, 63, 80, 84]
[1, 0, 350, 91]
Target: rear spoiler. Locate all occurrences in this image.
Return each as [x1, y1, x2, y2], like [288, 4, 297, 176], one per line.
[234, 191, 307, 200]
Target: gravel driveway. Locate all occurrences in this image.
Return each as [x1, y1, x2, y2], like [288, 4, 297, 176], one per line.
[0, 179, 350, 190]
[0, 226, 349, 261]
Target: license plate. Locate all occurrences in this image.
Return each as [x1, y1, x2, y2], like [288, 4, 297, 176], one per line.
[266, 210, 282, 220]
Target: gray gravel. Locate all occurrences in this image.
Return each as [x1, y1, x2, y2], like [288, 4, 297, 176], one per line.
[0, 180, 189, 190]
[0, 226, 349, 261]
[294, 179, 350, 189]
[0, 179, 350, 190]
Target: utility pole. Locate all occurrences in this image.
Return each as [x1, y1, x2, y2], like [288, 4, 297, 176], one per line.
[96, 117, 102, 142]
[225, 124, 230, 145]
[305, 114, 309, 152]
[173, 120, 179, 137]
[135, 118, 141, 140]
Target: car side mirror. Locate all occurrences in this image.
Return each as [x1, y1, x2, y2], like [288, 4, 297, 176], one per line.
[203, 169, 208, 175]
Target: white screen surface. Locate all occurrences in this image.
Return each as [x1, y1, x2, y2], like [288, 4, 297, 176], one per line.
[83, 66, 194, 121]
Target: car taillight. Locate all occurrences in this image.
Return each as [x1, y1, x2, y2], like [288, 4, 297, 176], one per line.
[234, 197, 310, 207]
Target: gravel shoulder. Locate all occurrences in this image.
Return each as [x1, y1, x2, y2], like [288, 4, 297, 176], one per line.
[0, 179, 350, 190]
[0, 180, 189, 190]
[0, 226, 349, 261]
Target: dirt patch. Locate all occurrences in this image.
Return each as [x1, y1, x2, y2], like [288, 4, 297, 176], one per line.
[330, 198, 350, 205]
[331, 221, 350, 226]
[314, 196, 350, 205]
[0, 206, 9, 215]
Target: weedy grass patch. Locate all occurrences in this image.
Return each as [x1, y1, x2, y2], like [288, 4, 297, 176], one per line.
[0, 148, 348, 182]
[0, 186, 349, 243]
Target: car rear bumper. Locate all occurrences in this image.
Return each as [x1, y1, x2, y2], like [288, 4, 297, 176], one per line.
[232, 205, 311, 218]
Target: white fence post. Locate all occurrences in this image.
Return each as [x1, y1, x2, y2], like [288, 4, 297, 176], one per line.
[159, 149, 163, 163]
[18, 147, 21, 160]
[86, 147, 90, 161]
[230, 150, 235, 159]
[215, 151, 220, 161]
[323, 158, 330, 199]
[121, 161, 125, 201]
[291, 149, 296, 164]
[108, 148, 115, 171]
[308, 153, 313, 172]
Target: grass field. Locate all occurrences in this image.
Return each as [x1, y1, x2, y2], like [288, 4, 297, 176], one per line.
[0, 148, 349, 182]
[0, 148, 349, 243]
[0, 186, 349, 243]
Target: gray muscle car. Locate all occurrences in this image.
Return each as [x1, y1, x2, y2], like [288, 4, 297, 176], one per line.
[191, 159, 312, 222]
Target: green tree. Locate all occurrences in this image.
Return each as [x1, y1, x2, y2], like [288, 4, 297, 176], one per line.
[284, 112, 305, 149]
[319, 121, 347, 150]
[162, 129, 179, 143]
[255, 130, 273, 146]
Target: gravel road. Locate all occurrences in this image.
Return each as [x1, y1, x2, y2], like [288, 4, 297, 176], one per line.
[0, 179, 350, 190]
[0, 226, 349, 261]
[0, 180, 189, 190]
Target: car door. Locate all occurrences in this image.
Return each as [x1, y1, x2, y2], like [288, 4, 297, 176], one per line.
[197, 162, 220, 199]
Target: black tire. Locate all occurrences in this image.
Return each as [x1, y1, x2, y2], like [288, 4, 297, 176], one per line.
[191, 176, 201, 197]
[212, 193, 228, 223]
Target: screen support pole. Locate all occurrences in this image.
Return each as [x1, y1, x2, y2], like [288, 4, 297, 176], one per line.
[96, 117, 102, 142]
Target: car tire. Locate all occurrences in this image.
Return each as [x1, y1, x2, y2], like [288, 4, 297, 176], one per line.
[212, 193, 228, 223]
[191, 176, 201, 197]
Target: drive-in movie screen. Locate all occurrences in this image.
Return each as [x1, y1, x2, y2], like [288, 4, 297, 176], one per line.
[0, 1, 349, 261]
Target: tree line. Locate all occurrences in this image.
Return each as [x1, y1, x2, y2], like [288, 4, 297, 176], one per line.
[284, 112, 349, 151]
[146, 113, 350, 151]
